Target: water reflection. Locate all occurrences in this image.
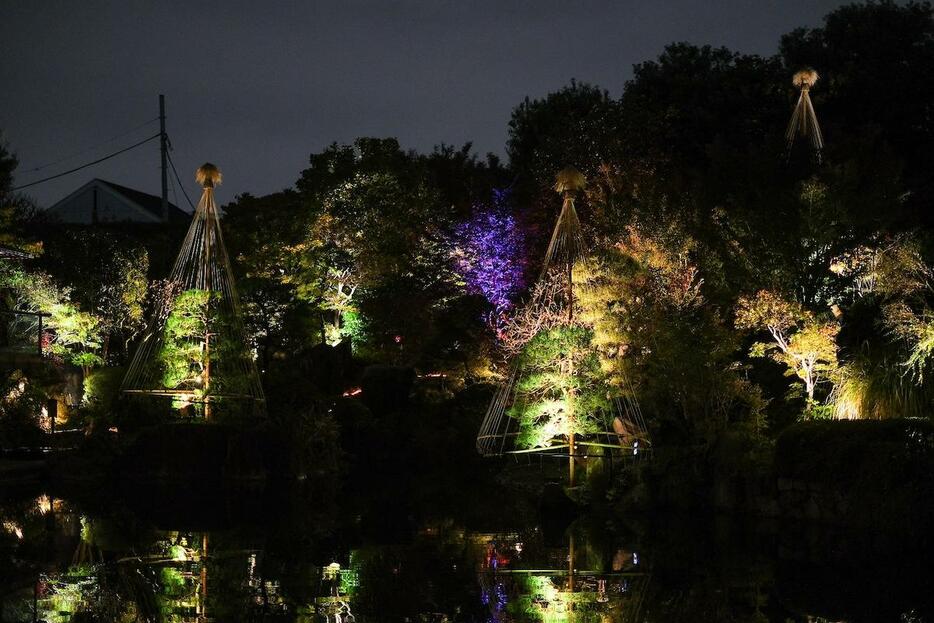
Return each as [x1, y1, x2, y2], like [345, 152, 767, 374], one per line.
[2, 495, 651, 622]
[0, 489, 931, 622]
[476, 528, 649, 622]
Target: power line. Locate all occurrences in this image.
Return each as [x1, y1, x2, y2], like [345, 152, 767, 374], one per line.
[167, 158, 180, 210]
[12, 133, 162, 191]
[166, 147, 195, 211]
[19, 117, 160, 174]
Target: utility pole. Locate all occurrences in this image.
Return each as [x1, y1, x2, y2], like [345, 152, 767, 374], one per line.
[159, 94, 169, 222]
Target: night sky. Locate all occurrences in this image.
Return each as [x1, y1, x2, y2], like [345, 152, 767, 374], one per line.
[2, 1, 850, 210]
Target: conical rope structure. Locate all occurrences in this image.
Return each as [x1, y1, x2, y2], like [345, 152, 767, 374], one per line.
[785, 68, 824, 162]
[121, 163, 265, 418]
[476, 168, 650, 481]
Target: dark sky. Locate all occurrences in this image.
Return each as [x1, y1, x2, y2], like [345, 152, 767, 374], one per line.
[2, 0, 850, 209]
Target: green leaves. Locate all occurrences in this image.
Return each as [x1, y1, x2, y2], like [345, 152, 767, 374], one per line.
[156, 289, 254, 401]
[0, 260, 102, 368]
[508, 326, 610, 450]
[158, 289, 214, 392]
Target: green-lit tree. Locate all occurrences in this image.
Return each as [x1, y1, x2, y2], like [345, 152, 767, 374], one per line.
[156, 288, 252, 410]
[38, 229, 149, 363]
[292, 140, 461, 357]
[509, 324, 608, 449]
[159, 289, 214, 393]
[478, 169, 652, 486]
[122, 164, 265, 419]
[0, 261, 102, 371]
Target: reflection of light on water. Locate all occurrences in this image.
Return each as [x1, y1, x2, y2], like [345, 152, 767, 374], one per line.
[317, 595, 357, 621]
[171, 544, 188, 561]
[37, 571, 98, 623]
[4, 499, 660, 623]
[597, 579, 609, 603]
[39, 403, 51, 432]
[324, 561, 342, 579]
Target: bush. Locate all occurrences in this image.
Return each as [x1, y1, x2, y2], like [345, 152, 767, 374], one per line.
[80, 366, 125, 424]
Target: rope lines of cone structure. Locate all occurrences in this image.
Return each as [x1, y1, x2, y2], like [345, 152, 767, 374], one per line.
[476, 168, 650, 458]
[786, 68, 824, 162]
[121, 163, 265, 414]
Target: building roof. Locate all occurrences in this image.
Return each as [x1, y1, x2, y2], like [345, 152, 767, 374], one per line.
[95, 179, 190, 222]
[47, 178, 190, 224]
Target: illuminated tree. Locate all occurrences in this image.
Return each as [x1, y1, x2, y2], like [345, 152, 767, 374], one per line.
[0, 370, 48, 446]
[0, 261, 102, 370]
[736, 290, 838, 403]
[321, 268, 357, 345]
[159, 289, 214, 392]
[122, 164, 265, 418]
[508, 324, 608, 449]
[575, 223, 765, 435]
[39, 229, 149, 362]
[873, 237, 934, 381]
[226, 137, 503, 367]
[146, 286, 253, 412]
[576, 225, 704, 386]
[478, 169, 650, 484]
[294, 155, 459, 355]
[450, 192, 526, 332]
[499, 276, 568, 355]
[823, 237, 934, 420]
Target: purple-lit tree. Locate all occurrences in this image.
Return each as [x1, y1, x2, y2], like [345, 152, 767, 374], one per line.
[450, 192, 526, 333]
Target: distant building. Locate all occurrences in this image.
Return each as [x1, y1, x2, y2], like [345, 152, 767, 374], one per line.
[46, 178, 189, 224]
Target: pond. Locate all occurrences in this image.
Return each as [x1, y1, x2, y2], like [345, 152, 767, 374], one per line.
[0, 476, 930, 622]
